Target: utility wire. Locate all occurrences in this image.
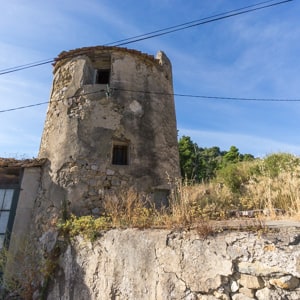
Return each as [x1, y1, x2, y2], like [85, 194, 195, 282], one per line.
[105, 0, 284, 46]
[113, 88, 300, 102]
[112, 0, 292, 47]
[0, 0, 292, 75]
[0, 59, 54, 74]
[1, 87, 300, 114]
[0, 101, 49, 113]
[0, 89, 107, 113]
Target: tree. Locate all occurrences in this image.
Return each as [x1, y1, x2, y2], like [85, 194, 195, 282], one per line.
[178, 136, 202, 181]
[240, 153, 255, 161]
[178, 137, 256, 182]
[222, 146, 240, 164]
[262, 153, 300, 178]
[199, 147, 223, 181]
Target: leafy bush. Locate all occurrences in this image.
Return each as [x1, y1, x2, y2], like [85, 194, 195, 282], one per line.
[216, 162, 250, 194]
[58, 215, 111, 241]
[262, 153, 300, 178]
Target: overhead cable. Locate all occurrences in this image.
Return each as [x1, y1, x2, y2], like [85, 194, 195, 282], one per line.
[1, 87, 300, 114]
[111, 0, 292, 47]
[105, 0, 287, 46]
[0, 0, 292, 76]
[113, 88, 300, 102]
[0, 59, 54, 75]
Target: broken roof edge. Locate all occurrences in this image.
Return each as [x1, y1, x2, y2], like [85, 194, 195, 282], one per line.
[0, 158, 47, 168]
[53, 46, 160, 69]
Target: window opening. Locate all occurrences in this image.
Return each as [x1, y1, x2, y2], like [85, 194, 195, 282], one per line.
[0, 189, 15, 249]
[112, 145, 128, 165]
[95, 69, 110, 84]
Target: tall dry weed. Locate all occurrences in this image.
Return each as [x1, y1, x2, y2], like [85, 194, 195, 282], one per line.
[103, 188, 154, 228]
[64, 155, 300, 235]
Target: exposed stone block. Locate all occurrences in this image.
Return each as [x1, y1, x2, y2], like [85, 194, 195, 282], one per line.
[239, 287, 255, 298]
[106, 169, 115, 176]
[230, 280, 239, 292]
[269, 275, 300, 290]
[239, 274, 264, 289]
[232, 293, 254, 300]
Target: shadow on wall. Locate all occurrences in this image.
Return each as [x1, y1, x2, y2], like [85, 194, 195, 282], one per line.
[46, 243, 91, 300]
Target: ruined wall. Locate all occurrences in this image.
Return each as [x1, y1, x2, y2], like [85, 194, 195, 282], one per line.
[46, 227, 300, 300]
[0, 158, 45, 250]
[37, 47, 180, 221]
[8, 167, 41, 257]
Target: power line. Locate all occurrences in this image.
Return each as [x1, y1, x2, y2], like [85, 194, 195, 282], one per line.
[1, 87, 300, 114]
[0, 101, 49, 113]
[0, 0, 292, 76]
[0, 59, 54, 74]
[0, 89, 108, 113]
[112, 0, 292, 47]
[105, 0, 285, 46]
[113, 88, 300, 102]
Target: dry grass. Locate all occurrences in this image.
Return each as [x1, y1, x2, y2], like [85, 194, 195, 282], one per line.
[0, 236, 48, 300]
[60, 169, 300, 239]
[68, 165, 299, 232]
[239, 164, 300, 219]
[59, 155, 300, 240]
[102, 189, 155, 228]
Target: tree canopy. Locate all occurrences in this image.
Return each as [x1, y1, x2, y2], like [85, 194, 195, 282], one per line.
[178, 136, 255, 182]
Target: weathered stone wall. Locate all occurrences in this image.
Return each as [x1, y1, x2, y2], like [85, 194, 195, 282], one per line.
[8, 167, 41, 257]
[37, 47, 180, 220]
[47, 228, 300, 300]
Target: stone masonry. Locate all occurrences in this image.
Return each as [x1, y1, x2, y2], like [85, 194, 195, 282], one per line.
[36, 46, 180, 225]
[47, 227, 300, 299]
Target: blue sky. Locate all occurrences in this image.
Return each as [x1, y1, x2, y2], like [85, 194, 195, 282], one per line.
[0, 0, 299, 158]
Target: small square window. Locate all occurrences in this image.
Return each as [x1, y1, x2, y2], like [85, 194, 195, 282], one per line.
[112, 145, 128, 165]
[95, 69, 110, 84]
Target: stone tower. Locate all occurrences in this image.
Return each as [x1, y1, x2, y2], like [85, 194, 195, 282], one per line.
[38, 46, 180, 215]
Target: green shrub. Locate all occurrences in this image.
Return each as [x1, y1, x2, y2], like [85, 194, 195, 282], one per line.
[216, 163, 249, 194]
[262, 153, 300, 178]
[58, 215, 111, 241]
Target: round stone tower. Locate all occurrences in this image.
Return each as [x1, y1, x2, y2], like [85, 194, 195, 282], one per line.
[38, 46, 180, 215]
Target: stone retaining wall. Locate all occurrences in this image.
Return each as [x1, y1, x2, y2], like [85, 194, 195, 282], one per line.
[47, 227, 300, 299]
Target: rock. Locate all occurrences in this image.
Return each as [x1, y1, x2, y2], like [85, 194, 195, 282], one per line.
[238, 261, 282, 277]
[70, 166, 78, 173]
[198, 295, 219, 300]
[106, 169, 115, 175]
[230, 280, 239, 292]
[269, 275, 300, 290]
[91, 164, 98, 171]
[213, 290, 230, 300]
[256, 286, 300, 300]
[111, 177, 121, 186]
[239, 287, 255, 298]
[239, 274, 264, 289]
[173, 234, 233, 293]
[184, 291, 198, 300]
[39, 229, 58, 253]
[232, 293, 254, 300]
[256, 287, 271, 300]
[88, 179, 97, 186]
[91, 207, 100, 215]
